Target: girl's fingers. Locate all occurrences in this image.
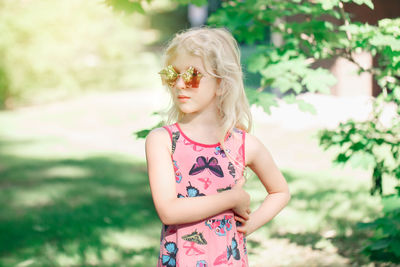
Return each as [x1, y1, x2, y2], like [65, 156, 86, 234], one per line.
[234, 215, 246, 223]
[236, 225, 247, 235]
[247, 208, 251, 214]
[239, 211, 249, 220]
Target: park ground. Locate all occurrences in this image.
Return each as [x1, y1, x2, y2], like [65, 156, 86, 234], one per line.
[0, 88, 395, 266]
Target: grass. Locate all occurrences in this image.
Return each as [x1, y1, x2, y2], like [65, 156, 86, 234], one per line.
[0, 153, 160, 266]
[0, 90, 392, 266]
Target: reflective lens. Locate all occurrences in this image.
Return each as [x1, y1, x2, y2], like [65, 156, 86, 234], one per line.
[158, 65, 203, 88]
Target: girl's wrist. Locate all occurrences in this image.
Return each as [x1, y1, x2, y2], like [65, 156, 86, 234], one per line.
[220, 189, 236, 209]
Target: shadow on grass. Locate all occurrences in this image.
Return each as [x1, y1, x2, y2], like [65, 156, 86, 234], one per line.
[0, 148, 160, 266]
[265, 170, 378, 266]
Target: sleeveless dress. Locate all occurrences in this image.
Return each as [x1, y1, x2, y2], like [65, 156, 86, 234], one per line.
[158, 123, 248, 267]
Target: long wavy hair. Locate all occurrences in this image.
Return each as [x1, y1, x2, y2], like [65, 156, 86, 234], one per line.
[161, 27, 253, 170]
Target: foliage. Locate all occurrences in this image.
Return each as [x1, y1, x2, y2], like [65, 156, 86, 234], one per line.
[358, 190, 400, 263]
[122, 0, 400, 198]
[199, 0, 400, 196]
[0, 0, 158, 108]
[316, 18, 400, 195]
[318, 96, 400, 195]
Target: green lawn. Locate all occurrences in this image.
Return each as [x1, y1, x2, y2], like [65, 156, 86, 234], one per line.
[0, 91, 389, 266]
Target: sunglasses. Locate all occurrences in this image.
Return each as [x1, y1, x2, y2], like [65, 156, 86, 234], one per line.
[158, 65, 203, 88]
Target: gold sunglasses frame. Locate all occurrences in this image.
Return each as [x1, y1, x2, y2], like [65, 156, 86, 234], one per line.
[158, 65, 203, 88]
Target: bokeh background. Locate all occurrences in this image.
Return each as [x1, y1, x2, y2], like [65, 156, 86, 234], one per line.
[1, 0, 399, 266]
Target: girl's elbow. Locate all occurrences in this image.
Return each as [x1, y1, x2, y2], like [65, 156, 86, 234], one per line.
[157, 204, 178, 225]
[284, 191, 291, 205]
[160, 215, 173, 225]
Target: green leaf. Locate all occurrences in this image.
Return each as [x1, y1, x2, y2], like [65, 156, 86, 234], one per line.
[133, 122, 163, 139]
[191, 0, 208, 7]
[391, 240, 400, 257]
[382, 195, 400, 213]
[104, 0, 145, 14]
[282, 94, 296, 104]
[302, 68, 337, 94]
[247, 53, 268, 73]
[370, 34, 400, 51]
[336, 152, 350, 163]
[357, 221, 378, 230]
[349, 152, 376, 169]
[351, 0, 374, 9]
[370, 239, 391, 250]
[317, 0, 340, 10]
[297, 99, 317, 114]
[246, 88, 279, 115]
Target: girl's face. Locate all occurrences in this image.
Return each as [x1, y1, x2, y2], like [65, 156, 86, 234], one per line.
[168, 51, 220, 115]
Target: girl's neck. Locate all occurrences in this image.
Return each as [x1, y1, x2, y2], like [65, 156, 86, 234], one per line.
[179, 110, 221, 128]
[178, 111, 223, 144]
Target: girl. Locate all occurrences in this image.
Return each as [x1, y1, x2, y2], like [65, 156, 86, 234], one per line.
[145, 27, 290, 267]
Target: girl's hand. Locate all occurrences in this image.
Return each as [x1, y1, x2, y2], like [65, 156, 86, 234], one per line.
[235, 215, 253, 236]
[230, 178, 251, 220]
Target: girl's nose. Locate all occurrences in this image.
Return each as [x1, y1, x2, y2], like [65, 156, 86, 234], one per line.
[175, 75, 187, 90]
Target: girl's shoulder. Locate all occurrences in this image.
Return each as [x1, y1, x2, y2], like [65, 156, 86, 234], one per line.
[244, 132, 270, 166]
[145, 126, 172, 154]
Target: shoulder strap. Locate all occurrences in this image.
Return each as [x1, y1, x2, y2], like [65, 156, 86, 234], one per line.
[225, 128, 246, 175]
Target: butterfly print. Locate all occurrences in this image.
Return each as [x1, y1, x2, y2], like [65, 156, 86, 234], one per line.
[217, 186, 232, 193]
[189, 156, 224, 177]
[233, 128, 243, 134]
[198, 177, 212, 189]
[173, 160, 182, 183]
[243, 236, 247, 255]
[205, 215, 233, 236]
[182, 230, 207, 245]
[163, 224, 176, 235]
[196, 260, 208, 267]
[214, 146, 229, 158]
[183, 241, 205, 256]
[183, 138, 204, 152]
[171, 131, 180, 154]
[213, 250, 228, 265]
[227, 235, 240, 261]
[162, 241, 178, 267]
[177, 182, 205, 198]
[225, 132, 232, 141]
[228, 162, 236, 178]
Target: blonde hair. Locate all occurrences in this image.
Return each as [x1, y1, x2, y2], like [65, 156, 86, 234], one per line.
[161, 26, 253, 173]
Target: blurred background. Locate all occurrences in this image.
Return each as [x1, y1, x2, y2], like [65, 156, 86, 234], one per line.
[0, 0, 399, 266]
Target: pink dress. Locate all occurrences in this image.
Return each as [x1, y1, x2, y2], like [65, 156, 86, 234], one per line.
[158, 123, 248, 267]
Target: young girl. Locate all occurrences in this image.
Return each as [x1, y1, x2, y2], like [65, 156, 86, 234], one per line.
[145, 27, 290, 267]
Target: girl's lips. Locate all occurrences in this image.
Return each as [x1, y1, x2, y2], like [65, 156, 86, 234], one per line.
[177, 96, 190, 102]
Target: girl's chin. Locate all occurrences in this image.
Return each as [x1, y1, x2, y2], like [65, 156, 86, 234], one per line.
[178, 105, 197, 114]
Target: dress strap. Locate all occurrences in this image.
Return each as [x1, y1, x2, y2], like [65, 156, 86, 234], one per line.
[224, 128, 246, 176]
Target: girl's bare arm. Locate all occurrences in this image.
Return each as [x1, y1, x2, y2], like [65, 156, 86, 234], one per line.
[145, 128, 250, 225]
[236, 133, 291, 236]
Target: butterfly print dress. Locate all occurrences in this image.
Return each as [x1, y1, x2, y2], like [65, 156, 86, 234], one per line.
[158, 123, 248, 267]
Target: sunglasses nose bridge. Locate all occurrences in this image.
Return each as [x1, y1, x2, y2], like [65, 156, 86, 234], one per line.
[174, 74, 187, 89]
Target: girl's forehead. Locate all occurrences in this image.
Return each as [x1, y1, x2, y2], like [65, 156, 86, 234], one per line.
[170, 52, 206, 72]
